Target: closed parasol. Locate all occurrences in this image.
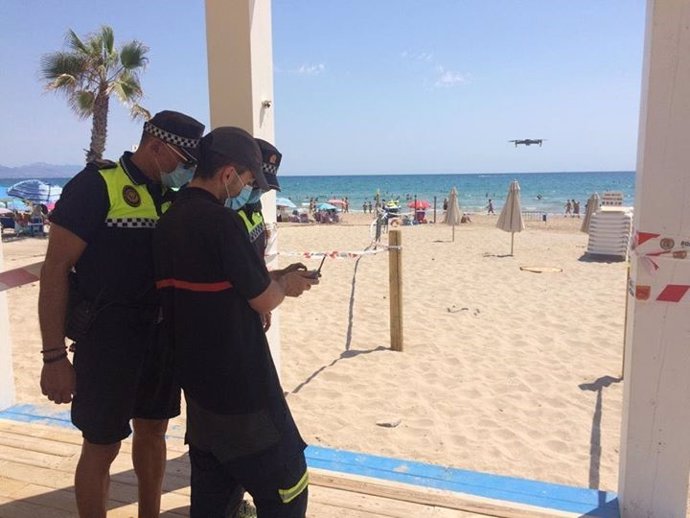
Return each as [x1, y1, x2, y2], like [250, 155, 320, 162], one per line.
[443, 187, 462, 241]
[496, 180, 525, 255]
[580, 193, 600, 233]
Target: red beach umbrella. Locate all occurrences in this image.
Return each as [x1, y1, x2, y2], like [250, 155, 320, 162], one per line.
[407, 200, 430, 209]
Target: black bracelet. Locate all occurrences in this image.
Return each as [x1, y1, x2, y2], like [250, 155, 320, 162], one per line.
[41, 346, 66, 354]
[43, 352, 68, 364]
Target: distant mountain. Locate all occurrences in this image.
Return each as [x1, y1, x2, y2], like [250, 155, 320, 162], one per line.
[0, 163, 83, 179]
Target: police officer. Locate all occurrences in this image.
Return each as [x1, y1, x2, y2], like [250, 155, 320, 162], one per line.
[38, 110, 204, 518]
[154, 127, 317, 518]
[227, 139, 305, 333]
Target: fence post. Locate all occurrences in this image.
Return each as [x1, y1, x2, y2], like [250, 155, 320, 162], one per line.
[388, 230, 403, 351]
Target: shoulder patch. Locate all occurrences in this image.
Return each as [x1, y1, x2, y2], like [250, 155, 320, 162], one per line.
[122, 185, 141, 207]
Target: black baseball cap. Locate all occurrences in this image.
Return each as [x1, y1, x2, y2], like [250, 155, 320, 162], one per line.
[255, 138, 282, 192]
[144, 110, 205, 162]
[200, 127, 268, 190]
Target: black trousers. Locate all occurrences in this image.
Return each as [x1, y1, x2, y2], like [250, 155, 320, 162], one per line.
[189, 444, 308, 518]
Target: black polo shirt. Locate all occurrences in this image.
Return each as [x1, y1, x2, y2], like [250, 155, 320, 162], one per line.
[50, 152, 172, 308]
[153, 187, 305, 461]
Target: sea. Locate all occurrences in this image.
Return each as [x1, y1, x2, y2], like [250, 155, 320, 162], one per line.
[0, 171, 635, 214]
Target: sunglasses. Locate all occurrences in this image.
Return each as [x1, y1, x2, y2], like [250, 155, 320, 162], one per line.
[165, 143, 197, 169]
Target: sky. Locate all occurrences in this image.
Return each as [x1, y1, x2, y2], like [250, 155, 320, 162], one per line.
[0, 1, 646, 175]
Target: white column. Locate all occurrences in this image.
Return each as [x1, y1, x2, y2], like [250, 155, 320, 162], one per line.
[205, 0, 280, 372]
[0, 241, 15, 410]
[619, 1, 690, 516]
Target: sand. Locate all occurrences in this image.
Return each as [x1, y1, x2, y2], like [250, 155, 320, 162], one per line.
[3, 211, 627, 494]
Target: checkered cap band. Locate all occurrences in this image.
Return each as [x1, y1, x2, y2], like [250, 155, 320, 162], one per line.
[106, 218, 157, 229]
[144, 121, 200, 149]
[263, 163, 278, 175]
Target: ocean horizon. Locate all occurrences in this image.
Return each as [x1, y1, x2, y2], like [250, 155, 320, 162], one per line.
[0, 170, 635, 215]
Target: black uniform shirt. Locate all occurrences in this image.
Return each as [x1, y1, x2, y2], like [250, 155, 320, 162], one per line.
[50, 153, 171, 308]
[154, 187, 305, 461]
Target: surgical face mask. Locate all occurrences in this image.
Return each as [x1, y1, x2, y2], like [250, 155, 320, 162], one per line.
[161, 163, 195, 189]
[225, 184, 254, 210]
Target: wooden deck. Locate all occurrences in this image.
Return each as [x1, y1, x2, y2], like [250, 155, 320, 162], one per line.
[0, 419, 506, 518]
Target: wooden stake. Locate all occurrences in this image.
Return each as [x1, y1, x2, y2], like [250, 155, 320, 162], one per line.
[389, 230, 403, 351]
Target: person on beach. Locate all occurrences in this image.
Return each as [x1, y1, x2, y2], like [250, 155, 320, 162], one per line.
[487, 199, 495, 214]
[565, 199, 572, 216]
[573, 200, 580, 218]
[38, 110, 204, 518]
[154, 127, 317, 518]
[229, 138, 308, 334]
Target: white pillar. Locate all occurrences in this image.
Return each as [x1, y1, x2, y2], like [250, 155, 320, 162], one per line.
[619, 1, 690, 516]
[0, 241, 15, 410]
[205, 0, 280, 372]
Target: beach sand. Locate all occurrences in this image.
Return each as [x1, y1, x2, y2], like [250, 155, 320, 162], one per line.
[4, 211, 627, 497]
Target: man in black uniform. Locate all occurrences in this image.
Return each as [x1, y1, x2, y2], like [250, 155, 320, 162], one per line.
[38, 110, 204, 518]
[154, 126, 317, 518]
[228, 139, 294, 332]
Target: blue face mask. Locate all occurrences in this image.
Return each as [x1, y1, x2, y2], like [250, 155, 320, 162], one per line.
[225, 184, 254, 210]
[161, 164, 194, 189]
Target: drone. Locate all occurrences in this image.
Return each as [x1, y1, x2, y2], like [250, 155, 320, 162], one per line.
[509, 139, 545, 147]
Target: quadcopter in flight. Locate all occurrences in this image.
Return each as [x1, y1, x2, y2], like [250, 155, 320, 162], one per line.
[509, 139, 545, 147]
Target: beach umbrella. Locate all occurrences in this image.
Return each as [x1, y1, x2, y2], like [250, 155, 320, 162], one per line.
[496, 180, 525, 255]
[327, 198, 347, 207]
[443, 187, 462, 241]
[276, 197, 296, 208]
[7, 179, 62, 204]
[317, 202, 338, 211]
[580, 192, 601, 233]
[407, 199, 430, 209]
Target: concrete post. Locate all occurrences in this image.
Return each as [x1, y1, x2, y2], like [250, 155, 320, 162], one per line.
[205, 0, 280, 371]
[619, 1, 690, 516]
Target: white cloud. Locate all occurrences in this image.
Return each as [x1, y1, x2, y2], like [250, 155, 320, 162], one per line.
[434, 66, 468, 87]
[297, 63, 325, 75]
[400, 50, 433, 61]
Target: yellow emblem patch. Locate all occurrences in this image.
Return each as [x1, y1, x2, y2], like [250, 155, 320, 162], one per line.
[123, 185, 141, 207]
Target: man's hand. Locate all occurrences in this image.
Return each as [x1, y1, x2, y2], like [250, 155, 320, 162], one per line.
[281, 262, 307, 275]
[279, 270, 319, 297]
[41, 358, 76, 404]
[261, 311, 272, 332]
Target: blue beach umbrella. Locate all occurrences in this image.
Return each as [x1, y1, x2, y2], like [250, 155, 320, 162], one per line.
[316, 202, 338, 211]
[276, 197, 296, 208]
[7, 179, 62, 204]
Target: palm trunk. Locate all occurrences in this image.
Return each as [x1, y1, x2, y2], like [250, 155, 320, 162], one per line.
[86, 89, 109, 163]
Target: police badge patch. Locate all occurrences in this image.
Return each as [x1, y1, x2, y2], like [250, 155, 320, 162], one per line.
[123, 186, 141, 207]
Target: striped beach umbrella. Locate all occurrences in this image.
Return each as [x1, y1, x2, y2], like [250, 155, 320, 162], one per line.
[7, 179, 62, 205]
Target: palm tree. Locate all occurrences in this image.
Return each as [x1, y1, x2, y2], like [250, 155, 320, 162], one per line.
[40, 26, 150, 163]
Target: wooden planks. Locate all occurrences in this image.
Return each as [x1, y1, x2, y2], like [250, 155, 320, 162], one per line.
[0, 418, 562, 518]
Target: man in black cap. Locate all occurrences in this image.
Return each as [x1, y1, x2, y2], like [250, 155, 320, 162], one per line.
[38, 110, 204, 518]
[154, 126, 317, 518]
[227, 138, 305, 334]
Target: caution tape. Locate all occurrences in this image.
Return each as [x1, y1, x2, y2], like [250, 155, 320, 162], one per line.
[0, 261, 42, 292]
[632, 230, 690, 261]
[265, 246, 395, 261]
[629, 230, 690, 303]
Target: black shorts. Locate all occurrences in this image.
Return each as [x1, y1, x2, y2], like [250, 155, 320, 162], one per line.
[71, 316, 180, 444]
[189, 444, 308, 518]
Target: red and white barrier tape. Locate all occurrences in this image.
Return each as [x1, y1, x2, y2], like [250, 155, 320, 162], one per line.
[265, 246, 393, 261]
[630, 230, 690, 303]
[0, 261, 42, 292]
